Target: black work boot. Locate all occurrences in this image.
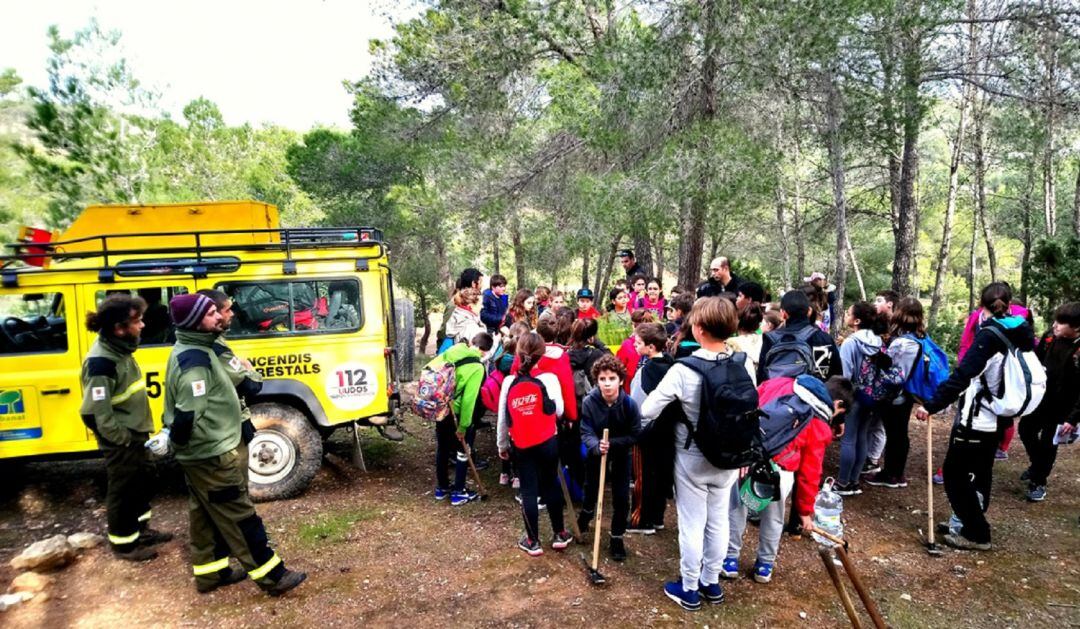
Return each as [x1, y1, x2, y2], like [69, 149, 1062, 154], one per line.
[197, 568, 248, 594]
[260, 569, 307, 597]
[138, 528, 175, 546]
[114, 546, 158, 562]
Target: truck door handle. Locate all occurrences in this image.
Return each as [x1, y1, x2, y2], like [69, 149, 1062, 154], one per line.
[41, 388, 71, 396]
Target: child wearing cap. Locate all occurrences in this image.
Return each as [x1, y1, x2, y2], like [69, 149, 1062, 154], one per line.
[576, 288, 601, 320]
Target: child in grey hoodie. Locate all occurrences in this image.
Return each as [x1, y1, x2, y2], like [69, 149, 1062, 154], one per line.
[836, 301, 887, 495]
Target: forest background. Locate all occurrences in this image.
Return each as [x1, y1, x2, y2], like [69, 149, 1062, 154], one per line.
[2, 0, 1079, 353]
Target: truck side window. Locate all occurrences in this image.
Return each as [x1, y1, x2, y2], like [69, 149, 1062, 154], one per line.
[94, 287, 188, 346]
[0, 292, 68, 355]
[218, 279, 362, 337]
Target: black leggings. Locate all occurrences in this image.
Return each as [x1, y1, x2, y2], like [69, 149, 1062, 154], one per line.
[880, 398, 915, 478]
[1019, 411, 1059, 486]
[942, 423, 996, 544]
[514, 437, 565, 542]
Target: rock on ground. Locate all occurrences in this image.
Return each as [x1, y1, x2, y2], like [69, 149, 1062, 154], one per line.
[0, 591, 34, 612]
[10, 572, 52, 594]
[67, 532, 103, 550]
[10, 535, 76, 572]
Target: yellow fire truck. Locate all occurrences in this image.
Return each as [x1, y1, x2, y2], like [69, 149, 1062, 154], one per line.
[0, 201, 414, 500]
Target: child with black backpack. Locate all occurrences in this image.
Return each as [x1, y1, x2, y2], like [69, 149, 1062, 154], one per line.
[578, 355, 642, 561]
[723, 376, 852, 584]
[434, 332, 494, 506]
[757, 290, 842, 383]
[640, 297, 758, 612]
[497, 332, 573, 556]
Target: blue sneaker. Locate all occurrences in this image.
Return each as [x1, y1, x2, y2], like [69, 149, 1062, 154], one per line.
[450, 489, 479, 506]
[753, 560, 774, 584]
[434, 487, 449, 501]
[698, 581, 725, 604]
[720, 557, 739, 580]
[1026, 484, 1047, 502]
[663, 581, 701, 611]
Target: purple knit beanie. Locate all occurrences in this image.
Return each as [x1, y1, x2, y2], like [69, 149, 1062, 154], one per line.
[170, 293, 214, 330]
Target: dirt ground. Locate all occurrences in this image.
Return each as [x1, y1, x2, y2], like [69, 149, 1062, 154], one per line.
[1, 407, 1078, 628]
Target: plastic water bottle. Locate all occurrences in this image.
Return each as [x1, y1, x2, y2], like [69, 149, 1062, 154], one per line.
[812, 477, 844, 547]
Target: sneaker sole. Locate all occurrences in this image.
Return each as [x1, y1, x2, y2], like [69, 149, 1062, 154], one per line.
[626, 529, 656, 535]
[1027, 495, 1046, 502]
[719, 571, 738, 580]
[518, 545, 543, 557]
[834, 490, 862, 496]
[701, 591, 725, 604]
[754, 573, 772, 584]
[664, 589, 702, 611]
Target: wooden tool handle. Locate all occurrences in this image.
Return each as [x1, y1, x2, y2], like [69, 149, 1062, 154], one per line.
[835, 546, 887, 629]
[819, 546, 862, 629]
[591, 428, 609, 571]
[926, 416, 935, 546]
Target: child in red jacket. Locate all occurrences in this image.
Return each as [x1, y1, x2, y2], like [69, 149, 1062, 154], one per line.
[722, 376, 853, 584]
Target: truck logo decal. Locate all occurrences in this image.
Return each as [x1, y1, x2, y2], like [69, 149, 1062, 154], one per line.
[325, 363, 377, 411]
[0, 389, 41, 441]
[0, 390, 26, 415]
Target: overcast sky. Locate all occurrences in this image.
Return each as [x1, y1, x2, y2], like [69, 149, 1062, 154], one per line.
[1, 0, 419, 130]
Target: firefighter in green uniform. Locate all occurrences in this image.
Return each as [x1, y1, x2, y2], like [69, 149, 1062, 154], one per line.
[197, 289, 261, 483]
[79, 294, 173, 561]
[158, 293, 305, 596]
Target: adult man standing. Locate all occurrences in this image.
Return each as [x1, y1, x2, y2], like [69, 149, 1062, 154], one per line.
[619, 249, 645, 279]
[80, 294, 173, 561]
[696, 257, 741, 298]
[196, 289, 262, 482]
[160, 293, 305, 595]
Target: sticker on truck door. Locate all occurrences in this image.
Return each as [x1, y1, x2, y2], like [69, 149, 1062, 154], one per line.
[0, 389, 41, 441]
[326, 363, 377, 410]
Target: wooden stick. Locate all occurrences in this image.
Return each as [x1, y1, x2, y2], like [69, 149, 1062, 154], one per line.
[819, 546, 863, 629]
[835, 546, 887, 629]
[927, 415, 935, 548]
[808, 525, 848, 549]
[556, 462, 582, 541]
[591, 429, 609, 571]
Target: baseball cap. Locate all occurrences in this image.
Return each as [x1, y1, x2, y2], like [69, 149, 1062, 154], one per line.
[804, 272, 827, 283]
[617, 249, 633, 258]
[577, 288, 595, 300]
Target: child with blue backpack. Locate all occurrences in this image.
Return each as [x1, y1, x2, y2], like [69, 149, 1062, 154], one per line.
[723, 376, 852, 584]
[867, 298, 940, 488]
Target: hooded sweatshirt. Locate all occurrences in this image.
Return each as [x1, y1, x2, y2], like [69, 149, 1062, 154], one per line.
[441, 343, 487, 430]
[840, 328, 884, 382]
[580, 388, 641, 456]
[445, 306, 485, 345]
[885, 334, 922, 405]
[1035, 330, 1080, 425]
[924, 316, 1035, 432]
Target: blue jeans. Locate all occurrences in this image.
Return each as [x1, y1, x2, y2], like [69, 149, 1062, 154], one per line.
[838, 398, 875, 484]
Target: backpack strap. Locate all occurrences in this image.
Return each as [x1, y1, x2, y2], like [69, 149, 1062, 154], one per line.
[452, 356, 482, 368]
[675, 358, 706, 450]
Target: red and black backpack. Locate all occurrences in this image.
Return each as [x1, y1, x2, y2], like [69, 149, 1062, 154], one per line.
[505, 371, 558, 449]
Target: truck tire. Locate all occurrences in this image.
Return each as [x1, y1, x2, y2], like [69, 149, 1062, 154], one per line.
[394, 297, 416, 382]
[247, 402, 323, 502]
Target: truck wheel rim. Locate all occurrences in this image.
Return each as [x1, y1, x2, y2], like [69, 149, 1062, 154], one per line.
[249, 430, 296, 485]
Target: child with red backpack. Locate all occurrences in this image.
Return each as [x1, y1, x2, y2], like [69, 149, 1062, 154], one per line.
[431, 332, 494, 505]
[497, 333, 573, 556]
[723, 376, 852, 584]
[578, 355, 642, 561]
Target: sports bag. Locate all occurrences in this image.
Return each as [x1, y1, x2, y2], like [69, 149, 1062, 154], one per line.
[902, 334, 950, 403]
[981, 327, 1046, 419]
[677, 353, 760, 469]
[412, 354, 481, 422]
[762, 326, 817, 379]
[505, 372, 558, 449]
[757, 375, 834, 459]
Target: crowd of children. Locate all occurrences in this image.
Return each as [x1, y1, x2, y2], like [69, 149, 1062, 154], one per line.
[425, 264, 1077, 612]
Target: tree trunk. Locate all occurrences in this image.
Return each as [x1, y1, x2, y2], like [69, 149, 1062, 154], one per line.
[1021, 160, 1037, 303]
[595, 237, 620, 302]
[969, 202, 979, 313]
[972, 99, 998, 282]
[824, 67, 850, 336]
[1040, 0, 1059, 238]
[846, 233, 866, 300]
[633, 229, 654, 278]
[511, 210, 525, 289]
[892, 32, 922, 296]
[792, 142, 807, 283]
[653, 229, 666, 281]
[678, 0, 717, 292]
[580, 252, 590, 290]
[493, 230, 501, 275]
[593, 249, 606, 298]
[1073, 161, 1080, 238]
[417, 292, 431, 354]
[929, 4, 977, 327]
[775, 116, 794, 290]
